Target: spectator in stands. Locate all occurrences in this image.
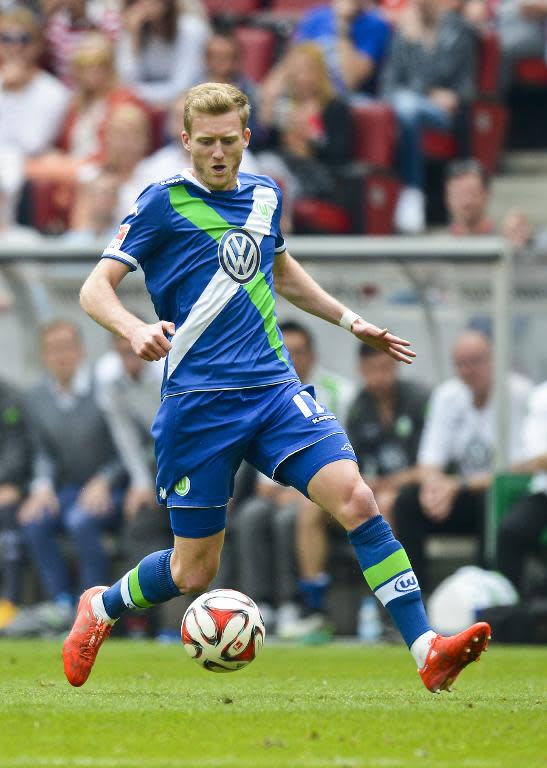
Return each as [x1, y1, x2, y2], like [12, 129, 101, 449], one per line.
[26, 32, 144, 187]
[501, 207, 547, 261]
[497, 379, 547, 596]
[381, 0, 478, 233]
[258, 43, 353, 228]
[122, 91, 260, 197]
[116, 0, 210, 106]
[293, 0, 391, 96]
[445, 158, 495, 235]
[392, 329, 532, 592]
[42, 0, 121, 85]
[282, 341, 429, 640]
[61, 169, 120, 245]
[0, 378, 33, 631]
[347, 344, 429, 522]
[72, 101, 153, 227]
[4, 321, 125, 637]
[0, 6, 69, 220]
[200, 29, 263, 142]
[496, 0, 547, 92]
[236, 320, 355, 638]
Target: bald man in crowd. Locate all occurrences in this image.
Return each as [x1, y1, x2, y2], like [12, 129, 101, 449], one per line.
[392, 330, 532, 592]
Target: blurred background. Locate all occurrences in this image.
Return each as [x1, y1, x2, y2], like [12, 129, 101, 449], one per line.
[0, 0, 546, 645]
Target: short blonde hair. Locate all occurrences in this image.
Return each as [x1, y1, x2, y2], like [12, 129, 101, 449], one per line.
[183, 82, 250, 135]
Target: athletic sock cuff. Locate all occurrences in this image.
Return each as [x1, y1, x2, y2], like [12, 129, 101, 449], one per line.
[348, 515, 390, 546]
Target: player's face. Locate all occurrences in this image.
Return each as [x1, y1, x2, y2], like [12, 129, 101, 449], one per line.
[182, 110, 250, 192]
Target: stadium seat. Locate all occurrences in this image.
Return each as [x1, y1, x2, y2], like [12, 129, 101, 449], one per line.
[148, 106, 168, 152]
[293, 198, 352, 234]
[203, 0, 262, 18]
[361, 173, 400, 235]
[269, 0, 320, 17]
[471, 101, 508, 174]
[477, 28, 501, 97]
[30, 180, 74, 234]
[351, 102, 396, 169]
[515, 58, 547, 86]
[234, 26, 278, 83]
[422, 130, 458, 160]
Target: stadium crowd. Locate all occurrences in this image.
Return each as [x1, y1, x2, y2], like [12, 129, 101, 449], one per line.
[0, 0, 547, 640]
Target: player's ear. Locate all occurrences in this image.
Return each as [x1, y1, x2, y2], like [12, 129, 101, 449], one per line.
[181, 131, 191, 151]
[242, 127, 251, 149]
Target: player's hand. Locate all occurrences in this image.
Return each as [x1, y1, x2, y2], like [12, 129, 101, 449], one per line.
[17, 487, 59, 524]
[352, 319, 416, 364]
[128, 320, 175, 361]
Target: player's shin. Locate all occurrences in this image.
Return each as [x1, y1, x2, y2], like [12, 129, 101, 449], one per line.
[100, 549, 181, 620]
[348, 516, 435, 666]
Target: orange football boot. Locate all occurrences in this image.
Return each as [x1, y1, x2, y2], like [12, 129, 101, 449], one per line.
[419, 621, 491, 693]
[62, 586, 114, 687]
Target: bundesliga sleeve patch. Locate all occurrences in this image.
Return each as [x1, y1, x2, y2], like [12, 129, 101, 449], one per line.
[108, 224, 131, 251]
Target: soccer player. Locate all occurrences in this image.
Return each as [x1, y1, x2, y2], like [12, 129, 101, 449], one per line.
[63, 82, 490, 692]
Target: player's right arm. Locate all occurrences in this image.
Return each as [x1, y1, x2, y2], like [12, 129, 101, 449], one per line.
[80, 259, 175, 362]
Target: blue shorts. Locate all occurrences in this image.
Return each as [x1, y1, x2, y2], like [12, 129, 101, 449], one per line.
[151, 380, 357, 538]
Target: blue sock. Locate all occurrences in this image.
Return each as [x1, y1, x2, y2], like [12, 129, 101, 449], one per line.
[299, 573, 330, 615]
[348, 516, 431, 647]
[102, 549, 180, 620]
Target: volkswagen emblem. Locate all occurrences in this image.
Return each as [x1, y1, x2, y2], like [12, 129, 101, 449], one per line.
[218, 228, 261, 284]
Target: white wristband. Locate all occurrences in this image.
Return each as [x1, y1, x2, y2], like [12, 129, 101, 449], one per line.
[339, 309, 360, 332]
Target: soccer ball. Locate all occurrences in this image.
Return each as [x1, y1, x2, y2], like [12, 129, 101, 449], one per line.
[181, 589, 265, 673]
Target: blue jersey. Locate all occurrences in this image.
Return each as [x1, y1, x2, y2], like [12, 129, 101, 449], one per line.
[101, 170, 299, 398]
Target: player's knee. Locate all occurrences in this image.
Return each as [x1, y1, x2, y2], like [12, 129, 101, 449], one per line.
[334, 479, 378, 531]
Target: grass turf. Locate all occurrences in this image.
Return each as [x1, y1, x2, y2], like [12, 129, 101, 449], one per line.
[0, 639, 545, 768]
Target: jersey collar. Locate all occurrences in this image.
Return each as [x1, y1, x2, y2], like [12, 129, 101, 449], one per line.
[181, 168, 241, 194]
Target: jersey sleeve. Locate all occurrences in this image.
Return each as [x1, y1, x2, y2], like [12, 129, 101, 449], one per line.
[101, 184, 169, 271]
[272, 183, 286, 253]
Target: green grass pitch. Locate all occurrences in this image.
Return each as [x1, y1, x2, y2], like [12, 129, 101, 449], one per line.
[0, 639, 545, 768]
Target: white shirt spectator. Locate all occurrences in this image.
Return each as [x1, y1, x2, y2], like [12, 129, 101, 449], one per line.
[522, 381, 547, 494]
[0, 70, 69, 156]
[116, 13, 209, 105]
[418, 373, 532, 478]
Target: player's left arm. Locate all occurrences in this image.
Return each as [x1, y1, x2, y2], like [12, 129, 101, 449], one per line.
[273, 249, 415, 364]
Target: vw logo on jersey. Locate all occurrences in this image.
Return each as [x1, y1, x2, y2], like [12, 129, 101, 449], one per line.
[218, 228, 261, 284]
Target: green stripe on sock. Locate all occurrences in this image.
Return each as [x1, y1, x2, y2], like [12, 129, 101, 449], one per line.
[363, 549, 411, 591]
[243, 273, 288, 365]
[128, 566, 154, 609]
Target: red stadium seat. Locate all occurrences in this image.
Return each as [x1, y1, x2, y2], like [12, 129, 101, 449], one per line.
[477, 28, 500, 97]
[516, 58, 547, 86]
[269, 0, 320, 16]
[30, 180, 74, 234]
[361, 173, 400, 235]
[293, 198, 352, 234]
[351, 102, 396, 168]
[422, 130, 457, 159]
[471, 101, 508, 174]
[234, 26, 277, 82]
[202, 0, 261, 17]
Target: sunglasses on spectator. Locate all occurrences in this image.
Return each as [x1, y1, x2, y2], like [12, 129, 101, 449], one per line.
[0, 32, 34, 45]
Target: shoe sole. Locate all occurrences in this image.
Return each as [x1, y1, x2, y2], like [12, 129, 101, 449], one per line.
[435, 628, 491, 693]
